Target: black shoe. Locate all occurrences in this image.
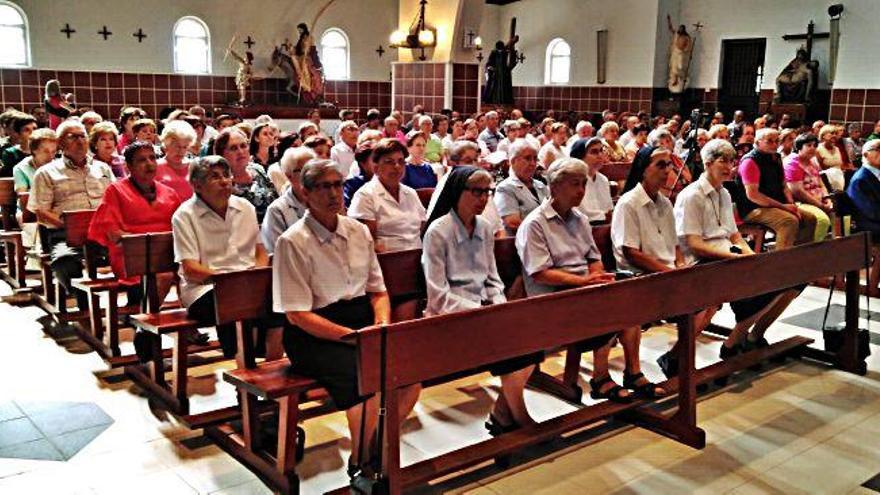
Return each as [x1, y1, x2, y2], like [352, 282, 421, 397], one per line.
[485, 414, 518, 437]
[187, 330, 210, 346]
[656, 351, 679, 379]
[745, 336, 769, 351]
[719, 343, 741, 360]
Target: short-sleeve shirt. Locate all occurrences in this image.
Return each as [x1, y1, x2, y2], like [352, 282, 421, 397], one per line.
[260, 187, 307, 254]
[538, 141, 565, 166]
[422, 211, 506, 316]
[478, 128, 504, 153]
[28, 156, 115, 218]
[232, 163, 278, 224]
[155, 161, 193, 201]
[674, 174, 738, 266]
[402, 162, 438, 189]
[516, 200, 601, 296]
[426, 171, 504, 235]
[611, 182, 677, 274]
[348, 177, 426, 252]
[783, 154, 825, 203]
[172, 195, 259, 307]
[576, 171, 614, 222]
[273, 211, 386, 312]
[330, 141, 355, 178]
[494, 175, 549, 235]
[12, 156, 37, 191]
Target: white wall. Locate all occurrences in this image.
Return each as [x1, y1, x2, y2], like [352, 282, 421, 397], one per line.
[486, 0, 661, 87]
[12, 0, 397, 80]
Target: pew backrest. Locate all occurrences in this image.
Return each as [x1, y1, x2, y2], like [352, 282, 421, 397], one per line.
[602, 161, 632, 183]
[213, 266, 273, 325]
[62, 209, 95, 248]
[591, 224, 617, 271]
[0, 178, 17, 230]
[121, 232, 176, 312]
[416, 188, 435, 209]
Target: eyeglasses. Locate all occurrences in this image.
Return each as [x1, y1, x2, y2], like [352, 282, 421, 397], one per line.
[466, 187, 495, 197]
[64, 134, 87, 141]
[311, 180, 343, 191]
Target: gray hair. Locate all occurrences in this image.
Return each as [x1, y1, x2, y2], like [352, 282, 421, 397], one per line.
[647, 128, 673, 147]
[418, 115, 433, 126]
[56, 119, 86, 141]
[161, 120, 197, 146]
[449, 140, 480, 163]
[80, 111, 103, 124]
[502, 119, 521, 131]
[189, 155, 230, 187]
[576, 120, 593, 133]
[507, 138, 538, 161]
[700, 138, 736, 164]
[301, 159, 342, 190]
[863, 138, 880, 156]
[546, 157, 589, 187]
[755, 127, 779, 143]
[707, 124, 729, 139]
[338, 120, 358, 132]
[280, 147, 316, 177]
[485, 110, 499, 119]
[598, 121, 619, 138]
[358, 129, 383, 145]
[298, 122, 318, 134]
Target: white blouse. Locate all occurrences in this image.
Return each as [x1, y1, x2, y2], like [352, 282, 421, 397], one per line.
[348, 177, 426, 252]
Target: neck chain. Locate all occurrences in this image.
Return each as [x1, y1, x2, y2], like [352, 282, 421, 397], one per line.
[708, 189, 722, 226]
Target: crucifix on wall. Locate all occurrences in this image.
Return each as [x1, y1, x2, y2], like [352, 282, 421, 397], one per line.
[782, 20, 829, 61]
[98, 26, 112, 40]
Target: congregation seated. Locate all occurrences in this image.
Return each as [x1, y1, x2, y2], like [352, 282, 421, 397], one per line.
[417, 115, 444, 164]
[599, 121, 627, 162]
[172, 155, 273, 354]
[847, 139, 880, 295]
[261, 147, 314, 254]
[569, 137, 614, 223]
[272, 159, 420, 477]
[649, 128, 692, 199]
[155, 120, 197, 201]
[782, 133, 832, 241]
[12, 128, 57, 194]
[87, 141, 181, 305]
[478, 110, 504, 153]
[342, 141, 376, 208]
[348, 138, 426, 253]
[249, 122, 279, 169]
[381, 115, 406, 144]
[303, 135, 332, 160]
[330, 120, 358, 177]
[736, 128, 817, 249]
[516, 158, 664, 402]
[214, 127, 278, 223]
[538, 122, 568, 170]
[402, 131, 439, 189]
[0, 112, 37, 177]
[28, 120, 115, 311]
[494, 139, 548, 236]
[89, 122, 127, 178]
[423, 166, 538, 434]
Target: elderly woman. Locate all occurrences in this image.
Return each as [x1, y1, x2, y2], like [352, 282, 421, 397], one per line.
[423, 166, 538, 433]
[343, 142, 376, 208]
[599, 121, 626, 162]
[494, 139, 549, 235]
[538, 117, 556, 146]
[273, 159, 420, 477]
[89, 122, 127, 178]
[569, 137, 614, 223]
[249, 122, 279, 168]
[13, 128, 57, 193]
[402, 131, 439, 189]
[624, 124, 649, 161]
[816, 125, 849, 192]
[261, 147, 315, 253]
[349, 138, 426, 252]
[516, 158, 662, 402]
[707, 124, 730, 142]
[778, 128, 797, 159]
[303, 135, 332, 160]
[783, 133, 832, 241]
[214, 127, 278, 223]
[538, 122, 569, 169]
[648, 128, 692, 199]
[116, 106, 145, 153]
[80, 111, 103, 136]
[156, 120, 197, 201]
[88, 141, 182, 306]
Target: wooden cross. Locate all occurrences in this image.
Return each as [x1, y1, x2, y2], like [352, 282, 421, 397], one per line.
[692, 22, 704, 31]
[60, 23, 76, 39]
[476, 51, 483, 62]
[376, 45, 385, 58]
[244, 36, 255, 49]
[517, 52, 525, 64]
[98, 26, 112, 40]
[465, 29, 476, 46]
[132, 28, 147, 43]
[782, 20, 829, 60]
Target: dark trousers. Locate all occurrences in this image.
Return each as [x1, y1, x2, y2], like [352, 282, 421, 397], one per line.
[187, 290, 283, 358]
[40, 226, 87, 309]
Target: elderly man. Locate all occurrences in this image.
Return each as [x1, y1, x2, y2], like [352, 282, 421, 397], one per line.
[727, 110, 746, 136]
[381, 116, 406, 144]
[567, 121, 594, 148]
[496, 120, 522, 155]
[736, 128, 817, 249]
[261, 147, 315, 253]
[330, 120, 358, 177]
[28, 120, 114, 310]
[478, 111, 504, 153]
[847, 139, 880, 295]
[618, 116, 640, 149]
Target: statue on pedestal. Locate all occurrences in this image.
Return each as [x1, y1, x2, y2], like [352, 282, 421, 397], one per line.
[483, 18, 519, 105]
[666, 15, 695, 94]
[774, 47, 819, 104]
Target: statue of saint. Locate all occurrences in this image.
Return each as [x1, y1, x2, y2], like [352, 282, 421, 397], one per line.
[667, 15, 694, 94]
[225, 37, 256, 106]
[483, 36, 519, 105]
[774, 47, 819, 104]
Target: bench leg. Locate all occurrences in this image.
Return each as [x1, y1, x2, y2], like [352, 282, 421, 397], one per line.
[56, 282, 66, 314]
[235, 321, 257, 370]
[172, 330, 191, 414]
[276, 394, 301, 475]
[41, 261, 55, 306]
[13, 237, 25, 288]
[105, 288, 120, 356]
[87, 289, 102, 341]
[240, 390, 262, 453]
[147, 333, 166, 388]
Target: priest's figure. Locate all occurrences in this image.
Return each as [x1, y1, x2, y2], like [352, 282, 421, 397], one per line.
[484, 37, 518, 105]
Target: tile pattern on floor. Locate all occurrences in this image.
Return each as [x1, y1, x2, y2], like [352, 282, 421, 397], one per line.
[0, 401, 113, 462]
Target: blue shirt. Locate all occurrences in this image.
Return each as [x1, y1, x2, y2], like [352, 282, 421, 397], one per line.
[344, 175, 368, 208]
[422, 211, 506, 316]
[846, 165, 880, 235]
[402, 162, 438, 189]
[494, 175, 549, 236]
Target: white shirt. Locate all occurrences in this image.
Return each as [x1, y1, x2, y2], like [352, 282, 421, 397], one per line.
[172, 195, 260, 307]
[348, 177, 426, 252]
[330, 141, 356, 178]
[576, 171, 614, 222]
[273, 211, 386, 312]
[538, 141, 566, 166]
[426, 171, 504, 235]
[618, 130, 635, 149]
[611, 183, 677, 274]
[202, 125, 218, 145]
[674, 174, 738, 266]
[497, 137, 513, 156]
[266, 163, 288, 194]
[524, 134, 541, 150]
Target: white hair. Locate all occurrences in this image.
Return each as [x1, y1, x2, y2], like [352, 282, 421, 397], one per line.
[755, 127, 779, 143]
[700, 138, 736, 164]
[647, 128, 673, 147]
[546, 157, 589, 186]
[56, 119, 86, 141]
[863, 138, 880, 156]
[160, 120, 197, 145]
[598, 121, 619, 138]
[507, 138, 538, 160]
[298, 122, 318, 134]
[338, 119, 358, 132]
[576, 121, 593, 133]
[281, 147, 317, 177]
[418, 115, 433, 126]
[80, 111, 103, 124]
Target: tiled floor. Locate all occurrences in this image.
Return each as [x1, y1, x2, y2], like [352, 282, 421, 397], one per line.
[1, 281, 879, 494]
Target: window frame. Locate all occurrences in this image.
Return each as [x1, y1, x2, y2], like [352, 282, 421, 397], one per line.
[172, 16, 212, 75]
[319, 27, 350, 81]
[0, 1, 31, 68]
[544, 37, 571, 85]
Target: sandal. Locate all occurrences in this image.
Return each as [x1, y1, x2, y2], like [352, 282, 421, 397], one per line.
[589, 375, 632, 403]
[485, 413, 519, 437]
[623, 371, 666, 399]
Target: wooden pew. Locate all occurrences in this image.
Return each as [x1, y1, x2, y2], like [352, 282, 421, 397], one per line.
[415, 187, 434, 209]
[0, 178, 27, 292]
[602, 161, 632, 199]
[355, 233, 869, 494]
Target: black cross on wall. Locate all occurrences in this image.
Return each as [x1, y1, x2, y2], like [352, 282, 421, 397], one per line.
[98, 26, 112, 40]
[376, 45, 385, 58]
[60, 23, 76, 39]
[244, 36, 255, 49]
[133, 28, 147, 43]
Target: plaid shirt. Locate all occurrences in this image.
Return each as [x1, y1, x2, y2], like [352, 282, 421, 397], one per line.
[28, 155, 114, 219]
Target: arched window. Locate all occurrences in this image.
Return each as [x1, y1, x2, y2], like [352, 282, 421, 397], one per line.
[545, 38, 571, 85]
[320, 28, 350, 80]
[173, 16, 211, 74]
[0, 2, 29, 67]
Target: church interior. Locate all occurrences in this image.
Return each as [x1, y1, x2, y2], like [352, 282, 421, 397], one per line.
[1, 0, 880, 493]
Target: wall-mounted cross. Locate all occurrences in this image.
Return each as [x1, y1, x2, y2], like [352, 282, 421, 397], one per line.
[60, 23, 76, 39]
[782, 20, 829, 60]
[376, 45, 385, 57]
[133, 28, 147, 43]
[476, 51, 484, 62]
[466, 30, 476, 46]
[98, 26, 112, 40]
[517, 52, 525, 64]
[244, 36, 255, 49]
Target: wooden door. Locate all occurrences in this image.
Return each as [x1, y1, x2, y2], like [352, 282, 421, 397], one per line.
[718, 38, 766, 118]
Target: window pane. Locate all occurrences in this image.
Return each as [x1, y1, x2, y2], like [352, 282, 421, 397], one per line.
[0, 5, 23, 26]
[177, 38, 208, 73]
[175, 19, 206, 38]
[322, 30, 346, 48]
[0, 26, 25, 65]
[552, 41, 570, 57]
[324, 47, 347, 80]
[550, 56, 569, 84]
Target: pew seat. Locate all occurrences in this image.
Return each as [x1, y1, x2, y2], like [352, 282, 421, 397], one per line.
[224, 360, 322, 400]
[131, 308, 199, 334]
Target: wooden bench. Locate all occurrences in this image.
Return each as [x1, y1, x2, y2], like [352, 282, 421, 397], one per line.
[415, 187, 434, 209]
[351, 233, 868, 494]
[602, 161, 632, 199]
[0, 178, 28, 293]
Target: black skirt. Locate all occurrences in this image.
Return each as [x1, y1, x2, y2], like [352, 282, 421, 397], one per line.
[282, 295, 374, 410]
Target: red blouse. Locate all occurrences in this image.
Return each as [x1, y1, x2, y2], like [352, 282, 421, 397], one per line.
[87, 178, 181, 285]
[155, 160, 193, 201]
